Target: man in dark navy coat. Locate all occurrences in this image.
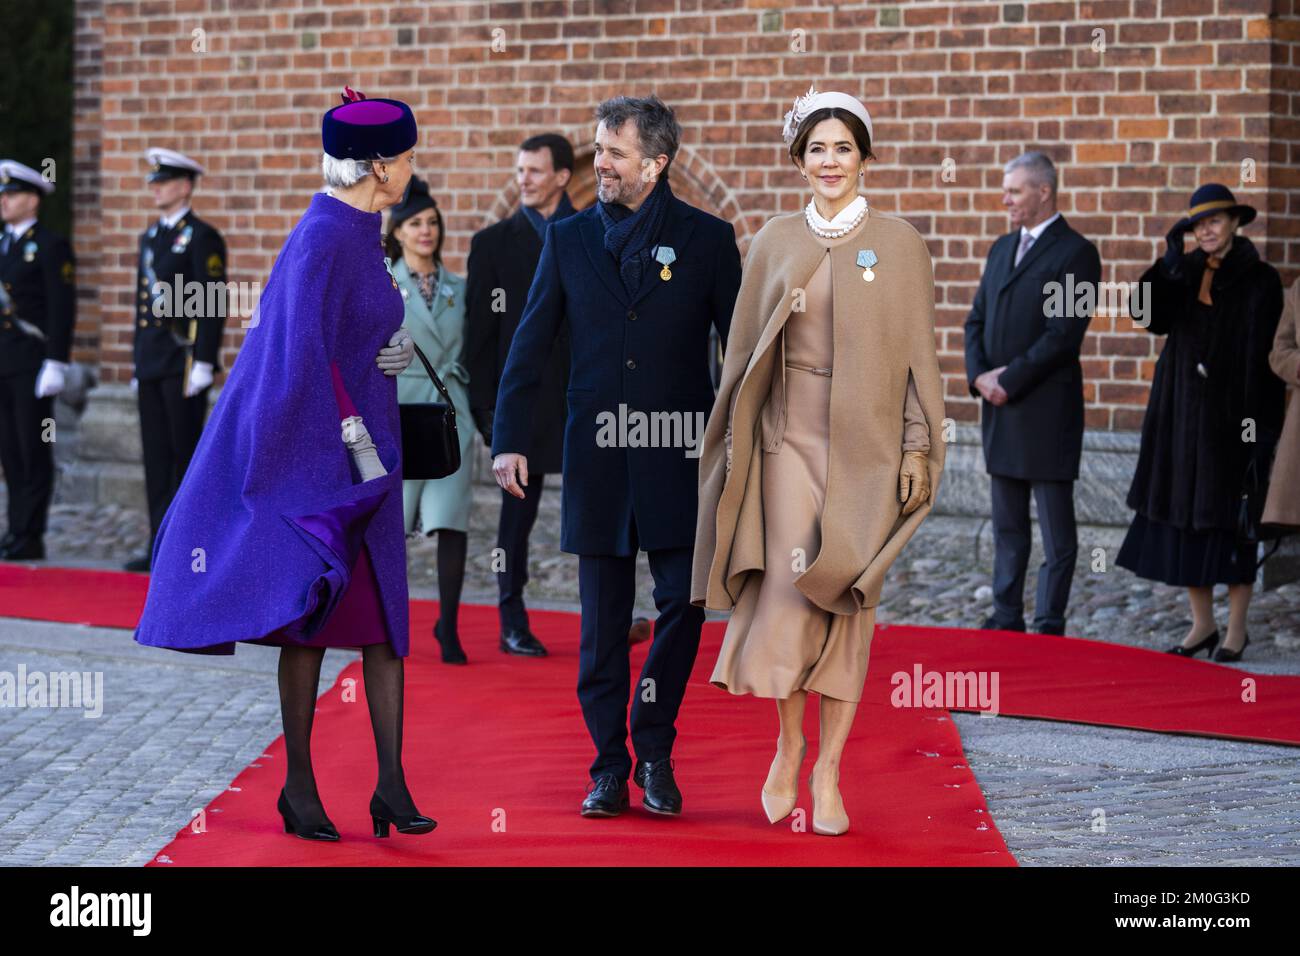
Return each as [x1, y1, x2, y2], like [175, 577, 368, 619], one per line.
[0, 160, 76, 561]
[964, 152, 1101, 635]
[464, 133, 577, 659]
[492, 96, 741, 818]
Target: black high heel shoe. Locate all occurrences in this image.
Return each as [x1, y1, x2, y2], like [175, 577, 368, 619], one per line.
[1166, 630, 1219, 657]
[434, 619, 468, 665]
[1212, 632, 1250, 663]
[276, 789, 340, 841]
[370, 791, 437, 837]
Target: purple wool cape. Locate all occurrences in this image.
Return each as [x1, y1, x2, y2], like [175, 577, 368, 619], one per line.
[133, 192, 411, 656]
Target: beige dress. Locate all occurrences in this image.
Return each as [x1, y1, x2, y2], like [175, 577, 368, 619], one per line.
[709, 212, 930, 702]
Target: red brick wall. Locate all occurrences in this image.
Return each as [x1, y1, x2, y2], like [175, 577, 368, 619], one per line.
[72, 0, 1297, 432]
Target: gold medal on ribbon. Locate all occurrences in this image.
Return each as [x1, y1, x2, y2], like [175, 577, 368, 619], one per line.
[654, 244, 676, 282]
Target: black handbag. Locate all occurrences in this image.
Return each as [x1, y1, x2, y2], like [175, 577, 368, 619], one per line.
[399, 341, 462, 480]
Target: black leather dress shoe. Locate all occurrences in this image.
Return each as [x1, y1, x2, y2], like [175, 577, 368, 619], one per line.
[982, 615, 1025, 632]
[500, 627, 548, 657]
[633, 758, 682, 815]
[123, 552, 152, 572]
[2, 536, 44, 561]
[580, 774, 629, 817]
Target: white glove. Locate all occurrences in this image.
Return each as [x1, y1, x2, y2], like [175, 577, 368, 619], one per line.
[341, 415, 388, 482]
[34, 360, 69, 399]
[184, 361, 214, 398]
[130, 377, 139, 393]
[376, 327, 415, 376]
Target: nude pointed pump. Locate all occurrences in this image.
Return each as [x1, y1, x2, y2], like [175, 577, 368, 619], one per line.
[809, 767, 850, 836]
[761, 737, 807, 824]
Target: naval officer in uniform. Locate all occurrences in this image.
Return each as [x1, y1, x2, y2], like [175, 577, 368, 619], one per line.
[0, 160, 76, 561]
[125, 148, 229, 572]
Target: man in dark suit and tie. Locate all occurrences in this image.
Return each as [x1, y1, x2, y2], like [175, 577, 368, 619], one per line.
[964, 151, 1101, 635]
[492, 96, 742, 817]
[464, 133, 577, 659]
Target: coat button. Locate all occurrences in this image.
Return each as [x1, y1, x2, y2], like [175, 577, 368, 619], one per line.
[627, 310, 637, 321]
[139, 319, 147, 327]
[140, 277, 148, 286]
[626, 359, 637, 370]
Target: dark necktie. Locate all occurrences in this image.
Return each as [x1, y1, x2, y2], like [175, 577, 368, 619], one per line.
[0, 228, 12, 257]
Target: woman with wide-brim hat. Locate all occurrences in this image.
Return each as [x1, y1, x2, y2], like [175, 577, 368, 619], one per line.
[135, 88, 437, 841]
[692, 86, 946, 835]
[1117, 183, 1286, 663]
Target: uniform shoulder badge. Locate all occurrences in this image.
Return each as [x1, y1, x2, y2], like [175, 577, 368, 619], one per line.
[206, 252, 223, 278]
[61, 260, 75, 284]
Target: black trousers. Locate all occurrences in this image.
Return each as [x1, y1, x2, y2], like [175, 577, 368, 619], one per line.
[496, 473, 546, 632]
[0, 370, 55, 541]
[137, 374, 208, 545]
[989, 474, 1078, 632]
[576, 535, 703, 781]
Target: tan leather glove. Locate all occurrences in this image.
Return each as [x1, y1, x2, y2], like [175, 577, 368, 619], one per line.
[898, 450, 930, 515]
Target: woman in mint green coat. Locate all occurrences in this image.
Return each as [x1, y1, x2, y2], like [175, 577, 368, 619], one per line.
[385, 178, 475, 663]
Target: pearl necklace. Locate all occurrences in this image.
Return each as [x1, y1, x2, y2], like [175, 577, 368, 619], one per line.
[805, 195, 868, 239]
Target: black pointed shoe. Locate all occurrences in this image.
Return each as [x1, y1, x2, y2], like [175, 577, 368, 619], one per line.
[633, 758, 682, 816]
[580, 774, 629, 817]
[276, 789, 340, 841]
[1212, 632, 1250, 663]
[434, 619, 468, 665]
[369, 791, 437, 837]
[1167, 630, 1219, 658]
[500, 627, 548, 657]
[2, 536, 44, 561]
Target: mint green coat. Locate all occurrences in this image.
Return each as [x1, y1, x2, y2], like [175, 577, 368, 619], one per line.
[394, 259, 474, 534]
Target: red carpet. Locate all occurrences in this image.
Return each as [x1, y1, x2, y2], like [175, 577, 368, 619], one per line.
[4, 562, 1300, 865]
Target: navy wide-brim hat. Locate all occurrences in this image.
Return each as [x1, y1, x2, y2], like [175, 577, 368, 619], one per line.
[1176, 182, 1257, 231]
[322, 87, 418, 160]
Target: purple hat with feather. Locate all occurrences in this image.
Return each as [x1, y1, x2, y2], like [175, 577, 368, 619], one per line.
[322, 87, 418, 160]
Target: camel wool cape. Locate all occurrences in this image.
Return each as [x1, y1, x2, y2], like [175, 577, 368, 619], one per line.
[692, 207, 947, 615]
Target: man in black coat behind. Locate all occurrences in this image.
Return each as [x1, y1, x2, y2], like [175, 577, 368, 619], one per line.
[463, 133, 578, 659]
[964, 151, 1102, 635]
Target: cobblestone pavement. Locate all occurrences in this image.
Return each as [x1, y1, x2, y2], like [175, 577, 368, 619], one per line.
[2, 485, 1298, 865]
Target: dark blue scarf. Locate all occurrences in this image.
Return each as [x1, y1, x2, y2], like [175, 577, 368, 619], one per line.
[597, 175, 672, 297]
[521, 191, 577, 240]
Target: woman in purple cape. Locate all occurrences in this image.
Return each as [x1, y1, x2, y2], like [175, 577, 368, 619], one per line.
[134, 89, 436, 841]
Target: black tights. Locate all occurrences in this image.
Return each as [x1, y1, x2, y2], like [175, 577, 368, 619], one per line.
[435, 528, 467, 631]
[278, 641, 419, 823]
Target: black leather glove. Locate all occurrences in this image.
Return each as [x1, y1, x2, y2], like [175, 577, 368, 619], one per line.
[471, 406, 494, 447]
[1162, 222, 1189, 278]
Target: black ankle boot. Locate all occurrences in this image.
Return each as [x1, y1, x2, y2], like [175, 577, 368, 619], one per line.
[434, 618, 468, 665]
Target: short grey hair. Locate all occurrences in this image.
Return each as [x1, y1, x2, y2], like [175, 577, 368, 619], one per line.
[1004, 151, 1057, 195]
[321, 152, 401, 189]
[594, 95, 681, 177]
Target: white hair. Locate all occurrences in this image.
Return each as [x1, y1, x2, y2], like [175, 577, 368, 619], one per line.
[1004, 151, 1057, 195]
[321, 152, 401, 189]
